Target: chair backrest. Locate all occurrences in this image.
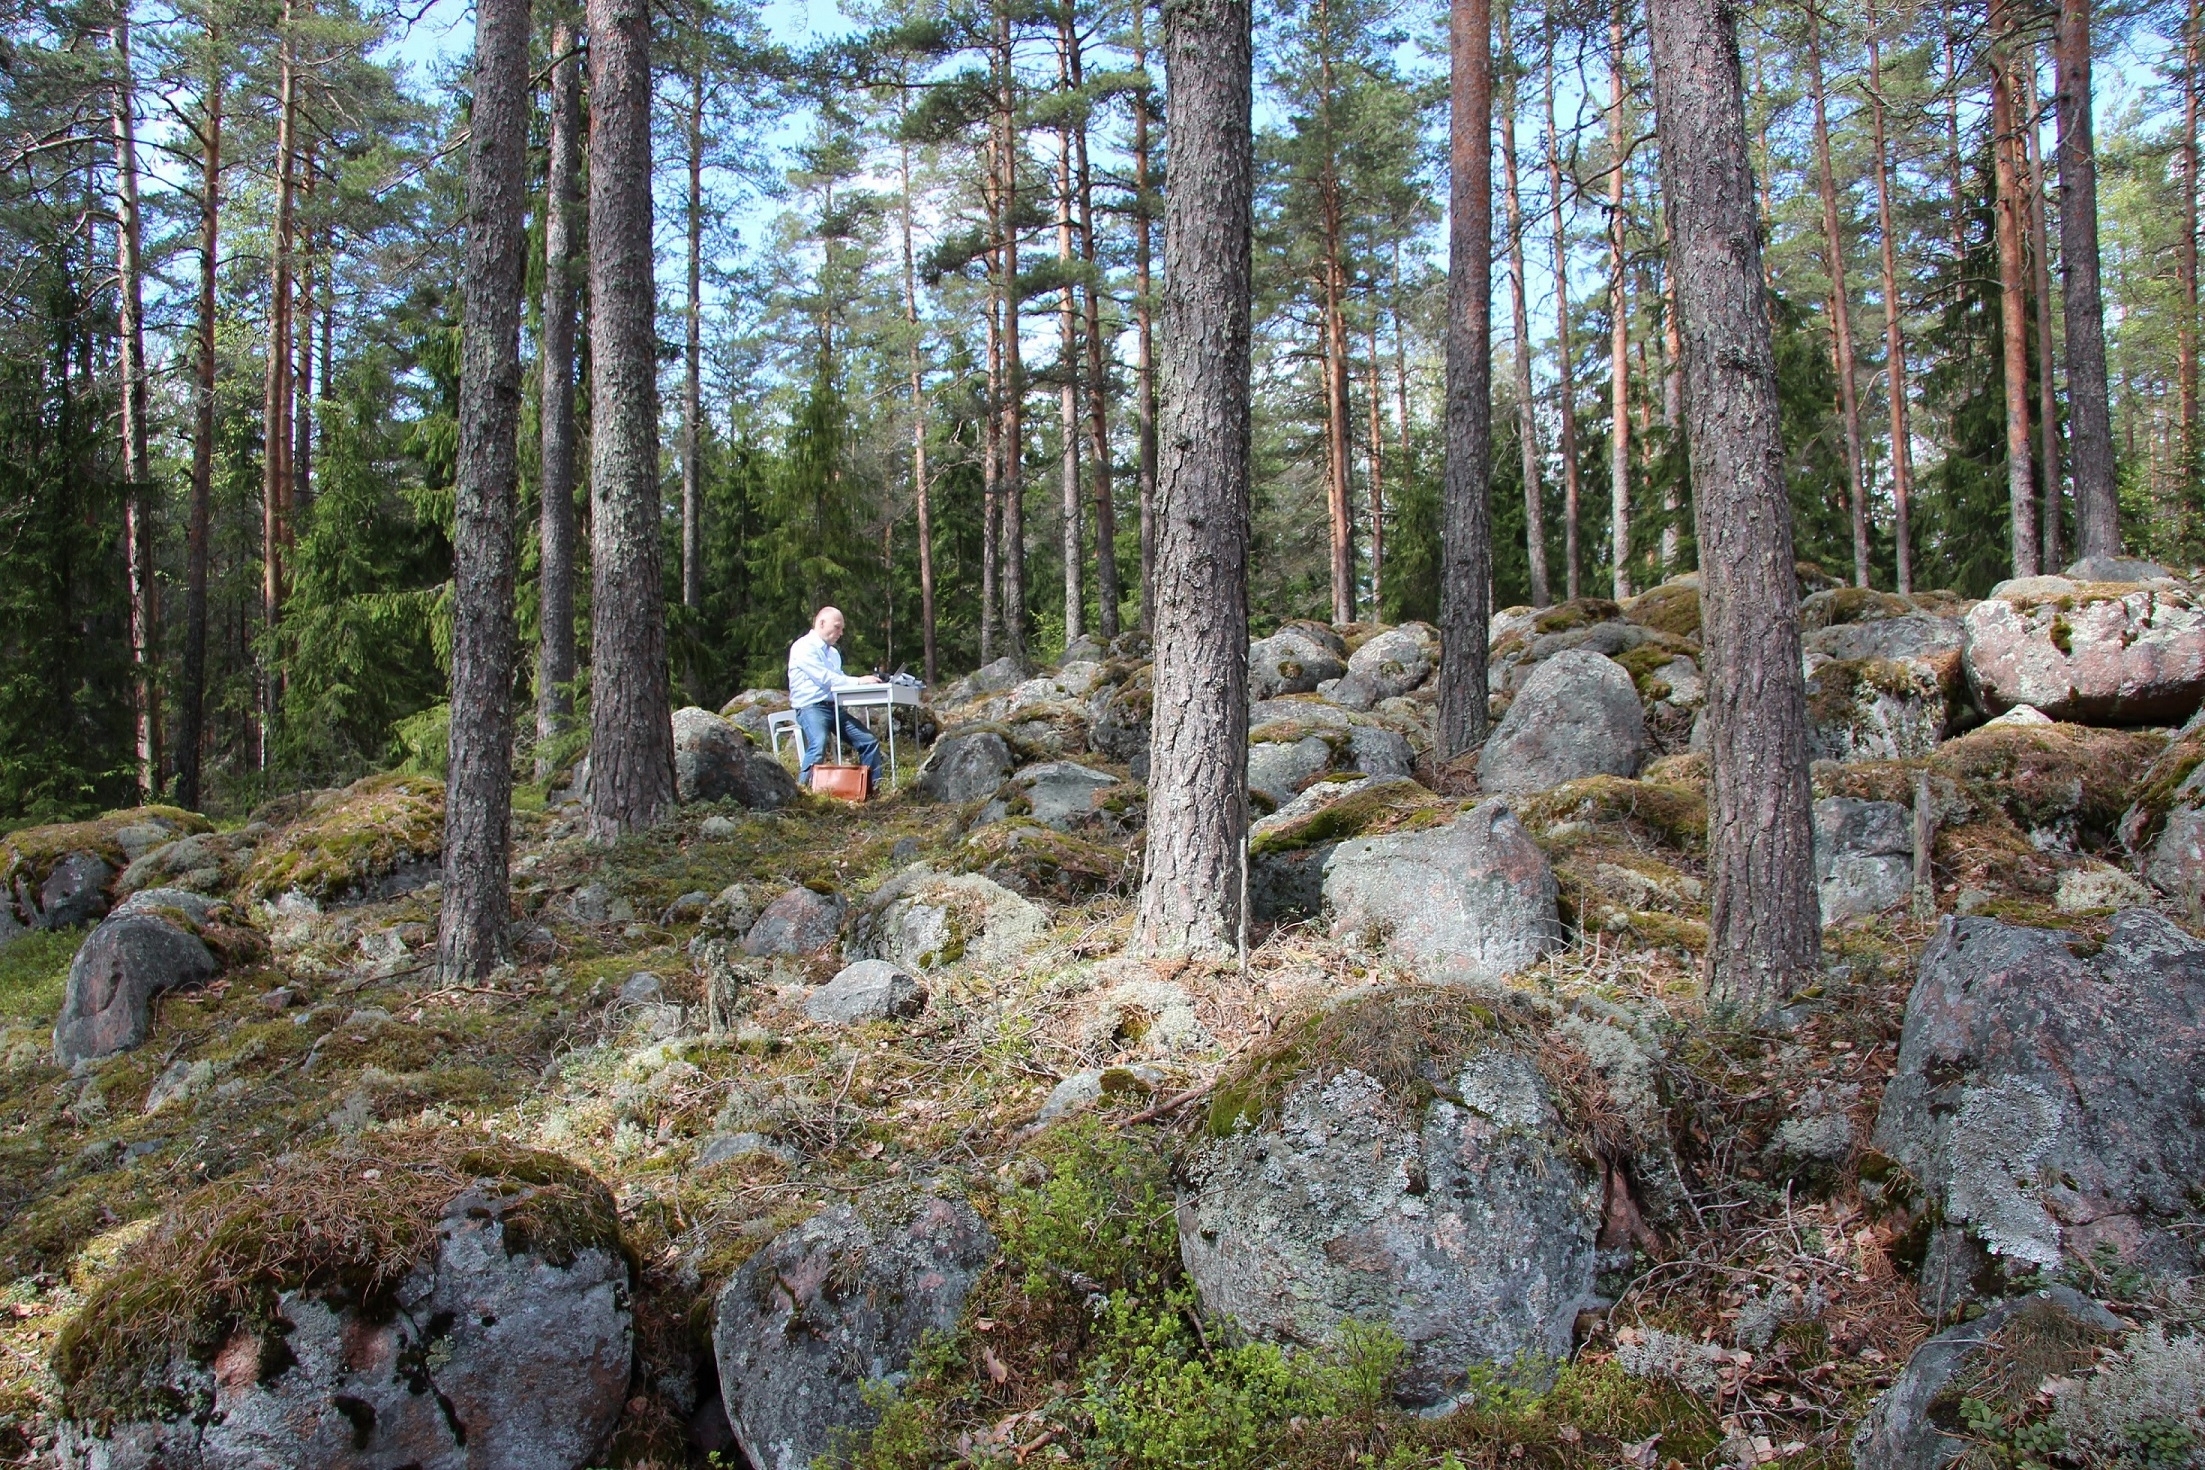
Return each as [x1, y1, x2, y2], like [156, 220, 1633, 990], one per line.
[764, 707, 800, 758]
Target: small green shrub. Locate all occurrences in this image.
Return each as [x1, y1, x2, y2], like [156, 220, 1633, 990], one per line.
[995, 1120, 1178, 1298]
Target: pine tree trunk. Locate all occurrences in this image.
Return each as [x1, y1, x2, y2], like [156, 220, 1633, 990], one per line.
[1805, 8, 1870, 589]
[1057, 33, 1083, 647]
[997, 9, 1028, 660]
[2023, 62, 2063, 570]
[586, 0, 674, 840]
[2185, 0, 2201, 507]
[1133, 4, 1158, 634]
[1438, 0, 1492, 757]
[1074, 62, 1121, 642]
[1866, 0, 1917, 593]
[438, 0, 531, 980]
[1545, 19, 1582, 602]
[1319, 0, 1356, 626]
[900, 130, 937, 683]
[682, 65, 705, 645]
[262, 3, 297, 758]
[1645, 0, 1819, 1014]
[1606, 10, 1632, 600]
[178, 47, 221, 812]
[1366, 324, 1388, 611]
[982, 209, 1003, 664]
[293, 197, 314, 518]
[2057, 0, 2119, 558]
[1660, 244, 1683, 572]
[1135, 0, 1252, 959]
[114, 3, 157, 798]
[536, 21, 582, 780]
[1500, 1, 1548, 608]
[1990, 10, 2041, 578]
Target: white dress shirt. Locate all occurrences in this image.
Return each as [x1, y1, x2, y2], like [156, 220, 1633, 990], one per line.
[787, 629, 862, 708]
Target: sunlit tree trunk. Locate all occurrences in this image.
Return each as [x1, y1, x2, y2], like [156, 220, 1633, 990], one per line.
[1133, 1, 1158, 632]
[1545, 17, 1582, 601]
[178, 41, 222, 812]
[1990, 0, 2041, 577]
[1439, 0, 1492, 756]
[586, 0, 675, 839]
[438, 0, 531, 980]
[1135, 0, 1252, 958]
[682, 62, 706, 670]
[899, 127, 937, 683]
[2056, 0, 2118, 557]
[1367, 324, 1389, 611]
[1866, 0, 1916, 592]
[1804, 6, 1869, 587]
[261, 0, 298, 760]
[1500, 0, 1548, 607]
[982, 174, 1003, 664]
[1606, 7, 1632, 599]
[997, 7, 1028, 659]
[536, 20, 582, 778]
[1057, 24, 1082, 647]
[113, 2, 157, 797]
[1072, 30, 1120, 641]
[1646, 0, 1819, 1015]
[2023, 60, 2062, 570]
[1318, 0, 1356, 625]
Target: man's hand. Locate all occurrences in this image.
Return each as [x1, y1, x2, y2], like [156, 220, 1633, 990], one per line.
[858, 673, 884, 684]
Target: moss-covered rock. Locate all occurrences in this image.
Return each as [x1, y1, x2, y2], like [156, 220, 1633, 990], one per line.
[1804, 656, 1949, 761]
[1799, 586, 1915, 631]
[1513, 774, 1709, 854]
[2, 808, 212, 916]
[1247, 777, 1449, 920]
[1622, 579, 1702, 639]
[239, 773, 444, 903]
[1929, 720, 2166, 852]
[954, 818, 1129, 901]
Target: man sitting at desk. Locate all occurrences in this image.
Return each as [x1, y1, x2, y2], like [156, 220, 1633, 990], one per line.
[788, 605, 887, 790]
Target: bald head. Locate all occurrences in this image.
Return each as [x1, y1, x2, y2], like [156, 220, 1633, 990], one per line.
[814, 606, 845, 644]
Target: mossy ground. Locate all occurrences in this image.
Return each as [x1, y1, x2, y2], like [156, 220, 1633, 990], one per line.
[240, 772, 446, 901]
[1, 807, 213, 890]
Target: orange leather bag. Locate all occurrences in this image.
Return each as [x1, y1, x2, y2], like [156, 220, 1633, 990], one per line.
[810, 764, 871, 802]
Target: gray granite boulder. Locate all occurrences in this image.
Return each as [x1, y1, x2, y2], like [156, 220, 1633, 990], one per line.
[52, 902, 221, 1066]
[742, 887, 848, 958]
[1180, 1040, 1599, 1410]
[1813, 796, 1914, 924]
[1347, 725, 1415, 779]
[117, 829, 259, 897]
[1805, 656, 1951, 762]
[1479, 649, 1645, 794]
[1850, 1288, 2124, 1470]
[978, 759, 1120, 830]
[672, 706, 801, 809]
[1963, 578, 2205, 723]
[1870, 912, 2205, 1306]
[845, 867, 1047, 972]
[804, 960, 925, 1025]
[1248, 624, 1349, 701]
[58, 1174, 631, 1470]
[38, 851, 114, 930]
[1087, 670, 1153, 778]
[2065, 555, 2174, 583]
[1332, 623, 1438, 710]
[713, 1193, 996, 1470]
[914, 727, 1015, 803]
[1247, 733, 1341, 807]
[1322, 801, 1563, 983]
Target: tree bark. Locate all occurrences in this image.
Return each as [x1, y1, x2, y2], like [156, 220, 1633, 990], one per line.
[262, 0, 297, 759]
[293, 194, 314, 518]
[1804, 7, 1869, 588]
[1990, 6, 2041, 578]
[586, 0, 674, 840]
[178, 42, 222, 812]
[1545, 17, 1583, 601]
[1660, 234, 1683, 572]
[1645, 0, 1819, 1014]
[438, 0, 530, 980]
[1074, 37, 1120, 642]
[1865, 0, 1916, 593]
[1319, 0, 1356, 626]
[1439, 0, 1493, 757]
[1057, 30, 1083, 647]
[1500, 0, 1548, 607]
[2056, 0, 2118, 558]
[899, 127, 937, 684]
[997, 8, 1028, 660]
[1133, 2, 1158, 633]
[2022, 60, 2062, 569]
[536, 20, 582, 780]
[114, 2, 157, 798]
[982, 192, 1003, 664]
[2184, 0, 2201, 501]
[682, 61, 705, 648]
[1367, 323, 1388, 611]
[1135, 0, 1252, 959]
[1607, 9, 1632, 600]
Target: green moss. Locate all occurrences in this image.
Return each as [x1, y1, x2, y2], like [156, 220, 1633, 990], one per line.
[1622, 581, 1702, 639]
[1930, 722, 2166, 850]
[1800, 586, 1913, 631]
[956, 818, 1128, 900]
[240, 773, 444, 902]
[0, 928, 82, 1022]
[1533, 598, 1622, 635]
[1803, 657, 1938, 731]
[53, 1133, 625, 1430]
[1611, 644, 1687, 699]
[1622, 911, 1709, 953]
[1247, 778, 1449, 858]
[1515, 776, 1709, 854]
[1, 806, 213, 888]
[2123, 723, 2205, 850]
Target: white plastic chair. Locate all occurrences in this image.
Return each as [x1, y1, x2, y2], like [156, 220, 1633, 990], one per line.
[765, 708, 801, 763]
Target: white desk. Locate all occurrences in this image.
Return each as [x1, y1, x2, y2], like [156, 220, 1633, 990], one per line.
[830, 682, 925, 790]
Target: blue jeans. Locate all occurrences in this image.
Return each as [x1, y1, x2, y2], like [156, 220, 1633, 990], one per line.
[795, 701, 884, 788]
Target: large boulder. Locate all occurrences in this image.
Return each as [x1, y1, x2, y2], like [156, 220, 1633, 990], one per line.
[1813, 796, 1914, 924]
[52, 891, 224, 1066]
[977, 759, 1122, 830]
[1803, 611, 1966, 690]
[1346, 725, 1415, 779]
[953, 819, 1128, 902]
[672, 706, 801, 809]
[1870, 911, 2205, 1304]
[1248, 777, 1444, 921]
[804, 960, 925, 1025]
[55, 1145, 631, 1470]
[1247, 731, 1345, 808]
[1963, 578, 2205, 724]
[846, 866, 1047, 972]
[1479, 649, 1645, 795]
[1322, 801, 1563, 984]
[240, 774, 443, 903]
[1850, 1287, 2125, 1470]
[1332, 623, 1438, 709]
[34, 851, 114, 930]
[914, 726, 1015, 804]
[1804, 656, 1949, 762]
[117, 828, 260, 898]
[1248, 623, 1349, 701]
[1184, 994, 1601, 1409]
[712, 1192, 995, 1470]
[741, 887, 848, 958]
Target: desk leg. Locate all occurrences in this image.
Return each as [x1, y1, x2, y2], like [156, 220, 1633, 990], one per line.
[833, 695, 844, 765]
[888, 708, 898, 791]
